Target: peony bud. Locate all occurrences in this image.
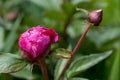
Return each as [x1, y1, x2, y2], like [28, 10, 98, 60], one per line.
[18, 26, 58, 62]
[87, 9, 103, 26]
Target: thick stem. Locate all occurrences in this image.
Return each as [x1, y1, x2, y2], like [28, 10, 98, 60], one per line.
[72, 23, 91, 55]
[37, 57, 49, 80]
[58, 23, 92, 80]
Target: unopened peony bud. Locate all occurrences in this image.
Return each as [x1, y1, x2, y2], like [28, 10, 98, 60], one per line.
[18, 26, 58, 62]
[87, 9, 103, 26]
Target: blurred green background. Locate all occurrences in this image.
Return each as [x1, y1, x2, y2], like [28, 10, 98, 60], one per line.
[0, 0, 119, 80]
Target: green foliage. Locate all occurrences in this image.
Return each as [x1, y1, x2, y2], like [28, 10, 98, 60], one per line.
[51, 48, 72, 59]
[66, 50, 112, 79]
[0, 27, 4, 50]
[109, 46, 120, 80]
[71, 77, 89, 80]
[54, 59, 68, 80]
[54, 50, 112, 80]
[3, 16, 23, 52]
[0, 53, 27, 73]
[0, 0, 119, 80]
[11, 65, 34, 80]
[45, 10, 66, 21]
[30, 0, 62, 10]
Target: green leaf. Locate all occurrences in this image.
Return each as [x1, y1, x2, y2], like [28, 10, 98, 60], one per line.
[3, 15, 23, 52]
[0, 53, 27, 73]
[54, 59, 68, 80]
[0, 27, 4, 50]
[51, 48, 72, 59]
[11, 65, 34, 80]
[88, 26, 120, 47]
[109, 49, 120, 80]
[66, 50, 112, 78]
[71, 77, 89, 80]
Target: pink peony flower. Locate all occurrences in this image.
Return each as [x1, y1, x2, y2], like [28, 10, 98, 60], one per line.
[18, 26, 58, 62]
[87, 9, 103, 26]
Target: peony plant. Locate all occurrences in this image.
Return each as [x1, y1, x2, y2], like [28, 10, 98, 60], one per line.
[0, 9, 112, 80]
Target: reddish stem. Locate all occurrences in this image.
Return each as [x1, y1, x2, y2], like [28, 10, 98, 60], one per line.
[72, 23, 91, 55]
[58, 23, 92, 80]
[37, 57, 49, 80]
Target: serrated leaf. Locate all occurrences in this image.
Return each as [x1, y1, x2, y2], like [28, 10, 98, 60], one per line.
[51, 48, 72, 59]
[11, 65, 34, 80]
[54, 59, 68, 80]
[66, 50, 112, 78]
[0, 53, 27, 73]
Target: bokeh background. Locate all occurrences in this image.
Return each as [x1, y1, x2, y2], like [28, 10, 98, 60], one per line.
[0, 0, 119, 80]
